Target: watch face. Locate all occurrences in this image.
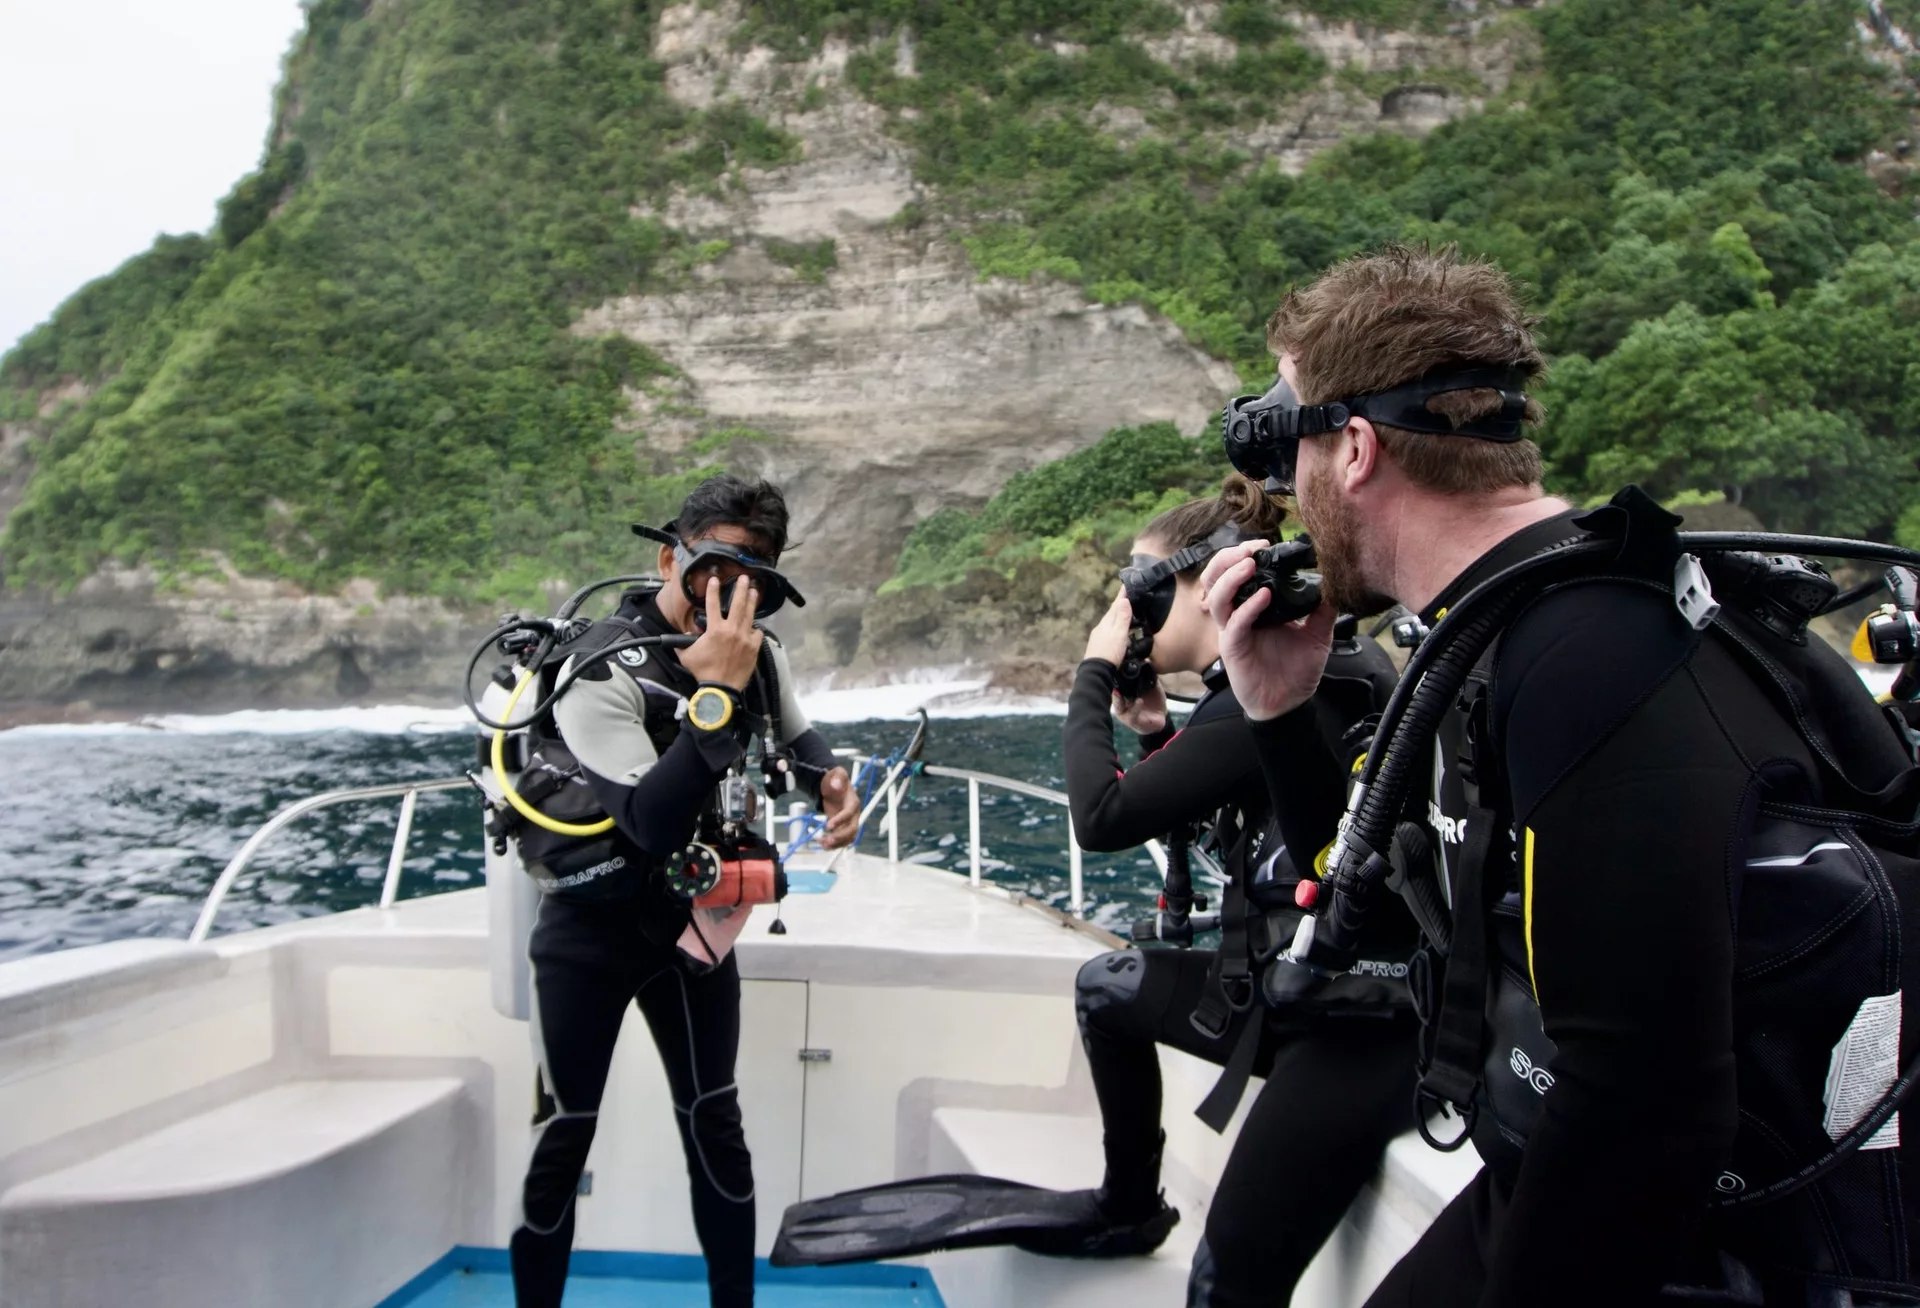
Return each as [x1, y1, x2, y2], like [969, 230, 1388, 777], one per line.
[689, 686, 732, 730]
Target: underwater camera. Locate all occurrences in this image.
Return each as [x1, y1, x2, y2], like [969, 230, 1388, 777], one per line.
[1231, 538, 1322, 627]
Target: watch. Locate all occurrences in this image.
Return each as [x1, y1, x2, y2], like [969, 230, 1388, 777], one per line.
[687, 684, 738, 733]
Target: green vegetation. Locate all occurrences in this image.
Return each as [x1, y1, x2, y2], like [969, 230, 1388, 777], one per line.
[762, 236, 839, 284]
[886, 422, 1226, 592]
[878, 0, 1920, 584]
[0, 0, 801, 602]
[3, 0, 1916, 607]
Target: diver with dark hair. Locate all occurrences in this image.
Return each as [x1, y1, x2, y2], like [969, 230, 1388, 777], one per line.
[1056, 474, 1417, 1304]
[498, 474, 859, 1308]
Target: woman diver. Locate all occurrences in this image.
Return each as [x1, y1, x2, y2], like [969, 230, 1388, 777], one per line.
[1059, 475, 1419, 1305]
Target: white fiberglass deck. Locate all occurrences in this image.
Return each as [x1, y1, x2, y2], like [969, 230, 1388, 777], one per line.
[0, 849, 1475, 1307]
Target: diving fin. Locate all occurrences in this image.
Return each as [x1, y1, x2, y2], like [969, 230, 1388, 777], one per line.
[771, 1173, 1177, 1267]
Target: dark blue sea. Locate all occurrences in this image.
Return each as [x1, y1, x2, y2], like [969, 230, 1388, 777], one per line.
[0, 703, 1166, 961]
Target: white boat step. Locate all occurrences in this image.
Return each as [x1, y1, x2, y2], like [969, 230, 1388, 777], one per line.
[922, 1105, 1202, 1308]
[0, 1076, 478, 1308]
[923, 1104, 1482, 1308]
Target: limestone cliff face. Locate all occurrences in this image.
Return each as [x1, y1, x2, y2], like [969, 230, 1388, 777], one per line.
[574, 1, 1527, 670]
[0, 2, 1533, 715]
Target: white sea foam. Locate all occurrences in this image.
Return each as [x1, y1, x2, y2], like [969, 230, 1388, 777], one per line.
[1, 668, 1066, 738]
[5, 659, 1897, 738]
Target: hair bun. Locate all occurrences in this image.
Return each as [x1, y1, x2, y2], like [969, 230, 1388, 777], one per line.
[1220, 473, 1288, 538]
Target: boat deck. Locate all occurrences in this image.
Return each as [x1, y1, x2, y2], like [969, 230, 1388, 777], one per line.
[383, 1250, 943, 1307]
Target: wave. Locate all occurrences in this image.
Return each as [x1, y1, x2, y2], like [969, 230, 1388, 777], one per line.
[6, 659, 1897, 739]
[0, 668, 1068, 738]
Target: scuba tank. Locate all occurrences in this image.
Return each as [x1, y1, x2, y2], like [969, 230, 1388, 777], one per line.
[464, 574, 688, 1021]
[474, 669, 542, 1021]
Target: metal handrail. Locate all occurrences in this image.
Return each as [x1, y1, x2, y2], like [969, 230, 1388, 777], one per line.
[190, 754, 1164, 941]
[188, 776, 471, 943]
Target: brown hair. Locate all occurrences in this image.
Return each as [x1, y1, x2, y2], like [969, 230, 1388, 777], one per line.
[1141, 474, 1288, 558]
[1267, 244, 1547, 495]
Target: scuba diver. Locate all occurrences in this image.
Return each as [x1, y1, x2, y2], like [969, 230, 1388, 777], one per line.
[483, 475, 859, 1308]
[1203, 244, 1920, 1306]
[769, 480, 1420, 1298]
[1059, 475, 1417, 1305]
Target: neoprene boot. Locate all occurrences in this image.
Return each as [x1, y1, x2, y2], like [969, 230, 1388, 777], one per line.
[1014, 1130, 1178, 1259]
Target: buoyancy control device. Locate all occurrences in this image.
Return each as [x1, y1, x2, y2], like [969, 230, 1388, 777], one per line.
[465, 574, 801, 1018]
[1267, 487, 1920, 1299]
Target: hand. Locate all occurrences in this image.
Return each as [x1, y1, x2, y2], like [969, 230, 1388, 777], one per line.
[1115, 681, 1169, 736]
[1085, 588, 1133, 665]
[817, 767, 859, 849]
[1198, 540, 1333, 721]
[680, 576, 765, 691]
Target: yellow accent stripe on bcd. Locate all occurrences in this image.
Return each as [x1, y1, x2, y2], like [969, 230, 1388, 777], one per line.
[1314, 841, 1333, 878]
[1523, 827, 1538, 993]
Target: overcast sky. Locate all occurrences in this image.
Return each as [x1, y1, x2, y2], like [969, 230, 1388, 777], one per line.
[0, 0, 307, 355]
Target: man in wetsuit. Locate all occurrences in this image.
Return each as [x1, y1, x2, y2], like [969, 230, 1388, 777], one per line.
[1199, 245, 1919, 1305]
[512, 475, 859, 1308]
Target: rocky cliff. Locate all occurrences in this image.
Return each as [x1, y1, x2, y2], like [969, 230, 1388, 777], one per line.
[0, 0, 1536, 715]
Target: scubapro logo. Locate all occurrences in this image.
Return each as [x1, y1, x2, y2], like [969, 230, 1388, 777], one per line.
[1509, 1047, 1554, 1095]
[617, 648, 648, 668]
[1427, 800, 1468, 846]
[1714, 1172, 1746, 1196]
[1349, 959, 1410, 979]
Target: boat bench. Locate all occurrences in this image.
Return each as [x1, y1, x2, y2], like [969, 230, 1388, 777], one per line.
[0, 1077, 476, 1308]
[918, 1104, 1479, 1308]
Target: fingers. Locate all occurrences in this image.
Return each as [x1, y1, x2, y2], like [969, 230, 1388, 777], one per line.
[1197, 539, 1267, 598]
[1203, 554, 1261, 625]
[1221, 581, 1273, 646]
[727, 576, 759, 631]
[704, 574, 723, 628]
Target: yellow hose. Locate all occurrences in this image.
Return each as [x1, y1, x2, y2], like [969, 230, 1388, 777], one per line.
[491, 667, 614, 837]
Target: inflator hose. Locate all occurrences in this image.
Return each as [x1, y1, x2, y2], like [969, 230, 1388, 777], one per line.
[491, 667, 615, 838]
[1303, 530, 1920, 977]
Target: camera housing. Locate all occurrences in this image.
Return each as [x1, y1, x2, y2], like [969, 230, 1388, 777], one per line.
[1231, 538, 1323, 627]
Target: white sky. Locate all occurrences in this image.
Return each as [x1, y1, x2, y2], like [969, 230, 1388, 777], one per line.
[0, 0, 307, 355]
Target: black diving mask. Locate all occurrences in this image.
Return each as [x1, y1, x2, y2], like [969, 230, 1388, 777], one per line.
[1221, 366, 1533, 494]
[1120, 523, 1243, 637]
[632, 524, 807, 623]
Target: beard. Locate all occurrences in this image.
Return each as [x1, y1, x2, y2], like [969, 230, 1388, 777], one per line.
[1298, 461, 1395, 619]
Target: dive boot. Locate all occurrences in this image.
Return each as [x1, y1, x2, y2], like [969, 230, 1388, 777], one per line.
[1009, 1187, 1179, 1259]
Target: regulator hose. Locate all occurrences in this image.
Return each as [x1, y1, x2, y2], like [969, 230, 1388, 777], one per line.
[1283, 529, 1920, 985]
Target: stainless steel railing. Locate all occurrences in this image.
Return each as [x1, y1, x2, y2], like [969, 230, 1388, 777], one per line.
[190, 754, 1164, 941]
[188, 777, 470, 943]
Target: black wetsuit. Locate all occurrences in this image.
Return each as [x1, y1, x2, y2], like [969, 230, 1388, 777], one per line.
[511, 595, 838, 1308]
[1329, 511, 1886, 1307]
[1064, 644, 1414, 1307]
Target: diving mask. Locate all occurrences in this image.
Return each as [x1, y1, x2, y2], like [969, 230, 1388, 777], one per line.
[1113, 524, 1241, 700]
[1222, 365, 1532, 494]
[1119, 524, 1243, 637]
[632, 523, 807, 623]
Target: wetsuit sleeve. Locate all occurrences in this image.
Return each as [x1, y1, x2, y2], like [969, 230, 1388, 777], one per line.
[787, 729, 840, 804]
[1248, 704, 1347, 876]
[552, 660, 737, 857]
[1247, 637, 1397, 875]
[1064, 659, 1257, 852]
[1479, 586, 1744, 1307]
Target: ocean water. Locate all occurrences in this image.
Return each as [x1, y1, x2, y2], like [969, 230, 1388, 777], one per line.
[0, 675, 1170, 961]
